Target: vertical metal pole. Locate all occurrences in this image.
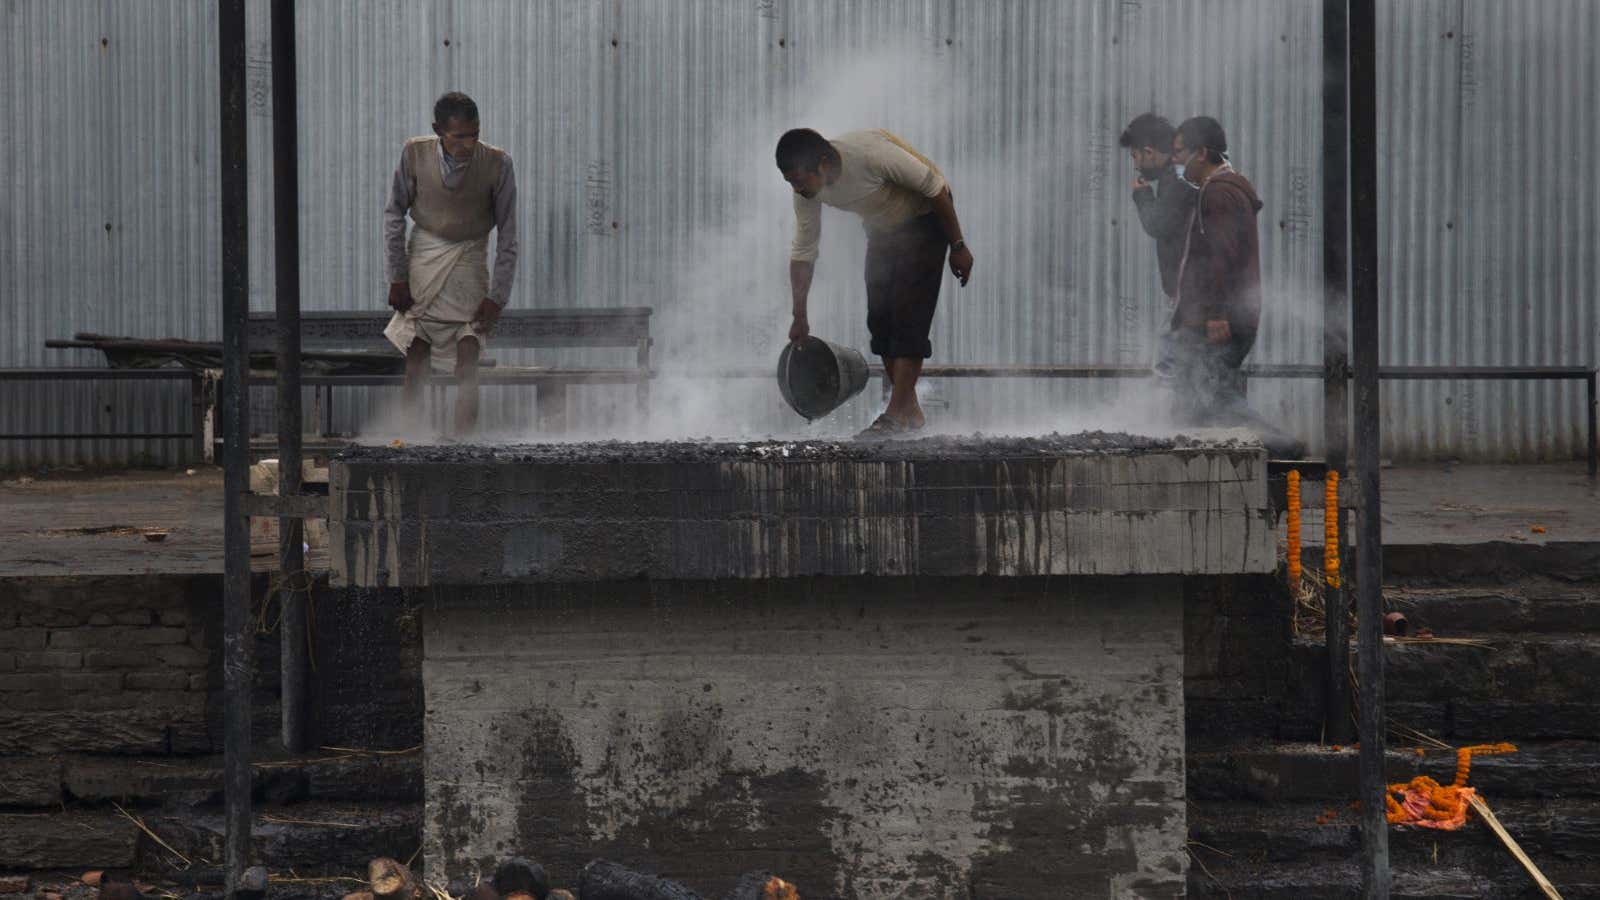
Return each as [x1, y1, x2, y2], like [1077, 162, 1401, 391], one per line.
[1350, 0, 1388, 895]
[1325, 537, 1352, 740]
[271, 0, 310, 754]
[1586, 371, 1595, 477]
[1322, 0, 1351, 472]
[191, 372, 207, 464]
[218, 1, 253, 895]
[1321, 0, 1354, 746]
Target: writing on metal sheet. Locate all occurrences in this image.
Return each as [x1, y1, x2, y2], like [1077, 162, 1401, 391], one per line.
[743, 311, 783, 350]
[1117, 294, 1144, 362]
[1283, 166, 1313, 239]
[248, 42, 272, 118]
[757, 0, 780, 21]
[1458, 32, 1478, 112]
[585, 162, 613, 236]
[1085, 132, 1114, 201]
[1459, 292, 1481, 450]
[1118, 0, 1144, 34]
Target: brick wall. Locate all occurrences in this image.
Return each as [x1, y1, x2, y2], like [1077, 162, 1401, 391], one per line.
[0, 576, 216, 756]
[1184, 574, 1308, 744]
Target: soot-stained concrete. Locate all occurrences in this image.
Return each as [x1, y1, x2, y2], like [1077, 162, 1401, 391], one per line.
[330, 432, 1272, 587]
[352, 433, 1269, 896]
[422, 577, 1188, 898]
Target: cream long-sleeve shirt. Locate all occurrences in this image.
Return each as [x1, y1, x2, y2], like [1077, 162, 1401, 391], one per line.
[790, 129, 948, 263]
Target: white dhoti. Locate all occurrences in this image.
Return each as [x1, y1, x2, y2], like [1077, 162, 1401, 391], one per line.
[384, 227, 491, 372]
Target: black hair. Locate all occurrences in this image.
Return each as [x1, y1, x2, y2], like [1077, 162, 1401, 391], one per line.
[775, 128, 840, 173]
[1118, 113, 1175, 152]
[434, 91, 479, 127]
[1175, 116, 1228, 164]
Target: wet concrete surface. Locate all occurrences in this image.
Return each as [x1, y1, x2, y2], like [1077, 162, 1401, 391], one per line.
[0, 468, 327, 577]
[1380, 461, 1600, 546]
[0, 469, 230, 577]
[1290, 462, 1600, 548]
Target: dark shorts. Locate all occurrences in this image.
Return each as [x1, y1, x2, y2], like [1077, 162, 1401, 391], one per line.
[864, 213, 947, 359]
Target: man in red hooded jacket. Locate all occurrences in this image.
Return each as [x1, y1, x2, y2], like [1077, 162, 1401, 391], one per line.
[1165, 116, 1263, 425]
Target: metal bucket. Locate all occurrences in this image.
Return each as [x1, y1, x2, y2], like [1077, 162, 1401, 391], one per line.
[777, 335, 869, 421]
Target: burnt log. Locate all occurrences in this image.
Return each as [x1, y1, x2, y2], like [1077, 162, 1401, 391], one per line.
[99, 872, 144, 900]
[577, 861, 702, 900]
[493, 858, 549, 900]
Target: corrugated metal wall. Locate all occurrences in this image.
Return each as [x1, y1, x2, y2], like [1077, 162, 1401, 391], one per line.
[3, 0, 1595, 467]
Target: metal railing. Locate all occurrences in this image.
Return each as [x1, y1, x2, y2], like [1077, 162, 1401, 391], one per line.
[0, 368, 206, 459]
[2, 362, 1594, 474]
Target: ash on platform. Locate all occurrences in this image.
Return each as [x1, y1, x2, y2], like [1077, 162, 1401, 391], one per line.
[336, 429, 1260, 466]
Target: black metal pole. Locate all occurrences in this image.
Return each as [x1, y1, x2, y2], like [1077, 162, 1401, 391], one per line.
[1587, 371, 1595, 477]
[218, 0, 253, 895]
[1323, 0, 1351, 474]
[1349, 0, 1388, 895]
[271, 0, 310, 755]
[1321, 0, 1354, 747]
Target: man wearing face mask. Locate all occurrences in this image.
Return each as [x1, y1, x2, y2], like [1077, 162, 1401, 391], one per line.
[1166, 116, 1263, 427]
[1120, 113, 1197, 302]
[382, 91, 520, 437]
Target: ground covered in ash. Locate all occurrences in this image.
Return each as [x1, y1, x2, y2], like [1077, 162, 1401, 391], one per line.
[338, 429, 1262, 465]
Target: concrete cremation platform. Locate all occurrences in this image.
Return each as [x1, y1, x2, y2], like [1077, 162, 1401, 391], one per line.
[329, 433, 1273, 898]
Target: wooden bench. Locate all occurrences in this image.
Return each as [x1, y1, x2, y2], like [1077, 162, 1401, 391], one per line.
[227, 308, 653, 448]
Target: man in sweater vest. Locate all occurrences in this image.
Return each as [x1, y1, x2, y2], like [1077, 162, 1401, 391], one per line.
[777, 128, 974, 439]
[383, 91, 520, 436]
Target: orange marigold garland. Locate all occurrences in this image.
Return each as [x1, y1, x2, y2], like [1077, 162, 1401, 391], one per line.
[1286, 471, 1302, 584]
[1324, 471, 1341, 589]
[1385, 743, 1518, 830]
[762, 877, 799, 900]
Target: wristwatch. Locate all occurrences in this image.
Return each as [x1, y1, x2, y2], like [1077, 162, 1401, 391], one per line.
[951, 239, 967, 251]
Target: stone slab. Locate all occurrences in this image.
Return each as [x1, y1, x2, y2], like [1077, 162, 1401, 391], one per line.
[0, 811, 139, 869]
[331, 436, 1272, 587]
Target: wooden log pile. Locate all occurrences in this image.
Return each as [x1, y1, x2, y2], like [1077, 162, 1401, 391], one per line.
[100, 852, 800, 900]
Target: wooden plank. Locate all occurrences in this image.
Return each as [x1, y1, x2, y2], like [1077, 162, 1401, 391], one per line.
[247, 308, 653, 350]
[247, 368, 648, 387]
[240, 492, 329, 519]
[1467, 794, 1564, 900]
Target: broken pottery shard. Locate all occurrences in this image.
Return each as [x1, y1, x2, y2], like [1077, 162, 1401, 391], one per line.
[235, 866, 269, 900]
[577, 860, 703, 900]
[368, 858, 419, 900]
